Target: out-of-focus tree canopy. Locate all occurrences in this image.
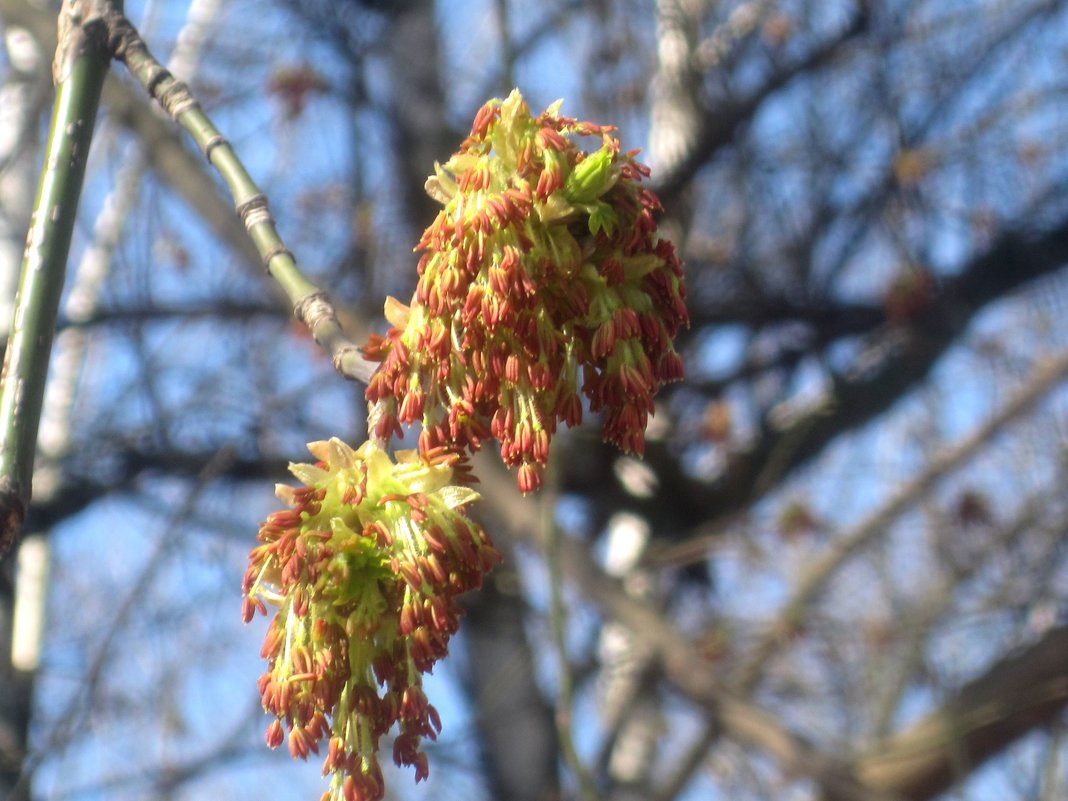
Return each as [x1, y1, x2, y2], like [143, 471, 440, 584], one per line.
[0, 1, 1066, 800]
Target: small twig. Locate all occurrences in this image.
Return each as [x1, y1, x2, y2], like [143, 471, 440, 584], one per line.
[543, 464, 599, 801]
[0, 0, 112, 554]
[100, 3, 375, 384]
[652, 725, 720, 801]
[731, 346, 1068, 692]
[475, 450, 887, 800]
[12, 446, 238, 797]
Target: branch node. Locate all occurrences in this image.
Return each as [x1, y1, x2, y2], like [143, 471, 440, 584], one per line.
[53, 0, 111, 85]
[293, 290, 335, 331]
[262, 243, 294, 274]
[158, 79, 199, 118]
[143, 61, 170, 97]
[236, 194, 273, 231]
[202, 135, 228, 163]
[332, 346, 365, 380]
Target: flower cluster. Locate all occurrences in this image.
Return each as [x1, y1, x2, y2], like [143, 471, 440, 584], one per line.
[363, 89, 687, 493]
[242, 439, 499, 801]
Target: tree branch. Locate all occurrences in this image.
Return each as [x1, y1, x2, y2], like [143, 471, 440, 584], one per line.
[844, 624, 1068, 801]
[99, 4, 376, 384]
[731, 342, 1068, 690]
[652, 5, 869, 207]
[0, 0, 112, 554]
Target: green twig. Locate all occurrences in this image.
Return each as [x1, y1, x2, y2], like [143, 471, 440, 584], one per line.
[0, 1, 113, 554]
[544, 465, 599, 801]
[100, 5, 375, 385]
[0, 1, 379, 553]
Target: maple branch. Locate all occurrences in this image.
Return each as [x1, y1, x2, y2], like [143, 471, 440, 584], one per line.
[0, 0, 112, 554]
[732, 344, 1068, 691]
[99, 4, 374, 384]
[846, 624, 1068, 801]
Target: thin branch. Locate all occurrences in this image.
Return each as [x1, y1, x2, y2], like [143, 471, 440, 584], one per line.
[21, 442, 288, 535]
[652, 724, 720, 801]
[50, 701, 267, 801]
[0, 0, 112, 554]
[474, 454, 891, 801]
[731, 344, 1068, 692]
[651, 6, 869, 206]
[16, 446, 237, 797]
[869, 488, 1059, 738]
[59, 300, 282, 329]
[492, 0, 515, 90]
[99, 4, 375, 385]
[846, 624, 1068, 801]
[543, 467, 599, 800]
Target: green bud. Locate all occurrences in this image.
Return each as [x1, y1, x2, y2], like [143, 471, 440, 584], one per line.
[564, 144, 618, 204]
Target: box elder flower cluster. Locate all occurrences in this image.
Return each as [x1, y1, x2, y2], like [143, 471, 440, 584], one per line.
[363, 88, 688, 493]
[243, 89, 687, 801]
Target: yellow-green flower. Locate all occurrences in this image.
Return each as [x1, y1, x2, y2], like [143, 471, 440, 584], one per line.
[364, 89, 688, 493]
[243, 439, 498, 801]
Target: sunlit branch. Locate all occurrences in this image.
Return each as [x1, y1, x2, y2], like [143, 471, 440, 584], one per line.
[98, 4, 375, 386]
[474, 454, 884, 801]
[0, 0, 112, 554]
[542, 468, 599, 800]
[849, 623, 1068, 801]
[869, 489, 1057, 738]
[659, 459, 1068, 801]
[732, 344, 1068, 692]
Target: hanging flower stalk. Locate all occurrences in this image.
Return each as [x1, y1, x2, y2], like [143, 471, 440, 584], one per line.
[363, 89, 688, 493]
[243, 439, 499, 801]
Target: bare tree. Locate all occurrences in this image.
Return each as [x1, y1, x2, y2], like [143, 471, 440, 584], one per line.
[0, 1, 1066, 800]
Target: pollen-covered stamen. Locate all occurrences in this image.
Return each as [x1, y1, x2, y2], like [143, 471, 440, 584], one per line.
[361, 88, 686, 493]
[243, 439, 496, 801]
[517, 462, 542, 494]
[537, 126, 568, 152]
[471, 100, 500, 139]
[536, 160, 564, 200]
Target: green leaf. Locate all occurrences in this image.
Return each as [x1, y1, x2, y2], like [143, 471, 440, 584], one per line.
[564, 145, 618, 204]
[586, 202, 618, 236]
